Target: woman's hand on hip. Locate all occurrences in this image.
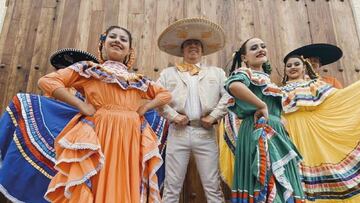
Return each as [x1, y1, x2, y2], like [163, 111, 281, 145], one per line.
[137, 103, 150, 116]
[254, 103, 268, 123]
[78, 102, 96, 116]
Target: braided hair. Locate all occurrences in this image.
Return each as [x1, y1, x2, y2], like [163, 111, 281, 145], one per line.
[282, 54, 318, 84]
[230, 38, 272, 75]
[97, 26, 135, 67]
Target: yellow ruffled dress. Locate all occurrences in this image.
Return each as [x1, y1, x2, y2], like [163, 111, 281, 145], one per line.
[282, 79, 360, 202]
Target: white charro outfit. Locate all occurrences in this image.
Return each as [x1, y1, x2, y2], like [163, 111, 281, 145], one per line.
[156, 18, 230, 203]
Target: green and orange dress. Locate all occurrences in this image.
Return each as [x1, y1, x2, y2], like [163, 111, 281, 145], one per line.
[224, 68, 305, 203]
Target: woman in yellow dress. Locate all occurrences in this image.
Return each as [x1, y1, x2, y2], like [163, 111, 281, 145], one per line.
[281, 54, 360, 202]
[38, 25, 171, 202]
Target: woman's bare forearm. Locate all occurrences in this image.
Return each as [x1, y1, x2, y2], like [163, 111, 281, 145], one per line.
[52, 87, 84, 109]
[145, 92, 171, 110]
[229, 82, 266, 108]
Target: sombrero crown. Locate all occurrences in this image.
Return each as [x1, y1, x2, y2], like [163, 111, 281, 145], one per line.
[157, 17, 226, 57]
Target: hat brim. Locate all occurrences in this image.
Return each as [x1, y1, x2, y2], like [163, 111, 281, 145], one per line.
[50, 48, 99, 69]
[283, 43, 343, 66]
[157, 18, 226, 57]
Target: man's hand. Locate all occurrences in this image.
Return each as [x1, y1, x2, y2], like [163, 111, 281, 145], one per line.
[173, 114, 189, 126]
[200, 115, 216, 129]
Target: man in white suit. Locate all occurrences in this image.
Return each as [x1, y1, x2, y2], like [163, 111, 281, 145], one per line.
[157, 18, 230, 203]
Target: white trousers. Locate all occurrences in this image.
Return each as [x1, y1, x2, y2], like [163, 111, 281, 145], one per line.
[162, 125, 224, 203]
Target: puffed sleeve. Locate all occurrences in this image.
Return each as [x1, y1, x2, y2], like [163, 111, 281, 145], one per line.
[224, 72, 251, 96]
[38, 68, 86, 96]
[141, 82, 172, 106]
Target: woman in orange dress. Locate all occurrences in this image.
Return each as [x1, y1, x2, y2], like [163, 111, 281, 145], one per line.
[38, 26, 171, 202]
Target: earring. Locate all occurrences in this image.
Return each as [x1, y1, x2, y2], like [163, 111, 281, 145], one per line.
[126, 48, 136, 69]
[98, 43, 105, 64]
[282, 75, 288, 84]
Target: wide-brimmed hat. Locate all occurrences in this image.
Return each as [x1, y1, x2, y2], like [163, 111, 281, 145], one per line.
[283, 43, 342, 66]
[50, 48, 99, 69]
[157, 17, 225, 57]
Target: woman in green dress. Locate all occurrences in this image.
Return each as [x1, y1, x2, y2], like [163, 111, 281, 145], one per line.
[225, 38, 305, 203]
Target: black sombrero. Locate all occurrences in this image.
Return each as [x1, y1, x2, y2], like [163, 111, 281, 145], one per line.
[50, 48, 99, 69]
[283, 43, 343, 66]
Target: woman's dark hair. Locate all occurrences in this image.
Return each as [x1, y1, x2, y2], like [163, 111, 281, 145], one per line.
[98, 26, 133, 65]
[101, 26, 132, 48]
[282, 54, 318, 84]
[230, 38, 272, 75]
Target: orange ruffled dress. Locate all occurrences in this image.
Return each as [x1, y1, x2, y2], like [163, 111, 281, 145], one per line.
[38, 60, 171, 203]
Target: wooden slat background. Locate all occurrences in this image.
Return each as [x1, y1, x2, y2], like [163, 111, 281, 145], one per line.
[1, 0, 360, 202]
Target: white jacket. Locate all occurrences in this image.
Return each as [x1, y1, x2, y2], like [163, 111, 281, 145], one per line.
[156, 64, 231, 121]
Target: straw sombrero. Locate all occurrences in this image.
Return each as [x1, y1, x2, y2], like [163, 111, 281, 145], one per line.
[283, 43, 342, 66]
[157, 18, 225, 57]
[50, 48, 99, 69]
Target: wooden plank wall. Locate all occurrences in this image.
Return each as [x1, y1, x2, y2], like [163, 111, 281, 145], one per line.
[0, 0, 360, 202]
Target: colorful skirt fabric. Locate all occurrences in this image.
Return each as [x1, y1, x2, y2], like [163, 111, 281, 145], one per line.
[219, 112, 240, 187]
[144, 109, 169, 192]
[231, 116, 305, 203]
[283, 80, 360, 202]
[0, 93, 168, 202]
